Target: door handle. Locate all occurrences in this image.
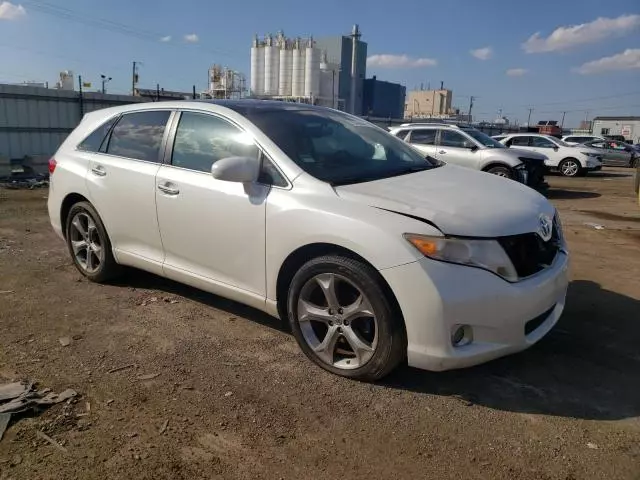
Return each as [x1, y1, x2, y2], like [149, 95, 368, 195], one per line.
[91, 165, 106, 176]
[438, 150, 447, 154]
[157, 183, 180, 195]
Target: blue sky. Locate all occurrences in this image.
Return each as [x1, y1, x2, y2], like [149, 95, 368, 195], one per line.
[1, 0, 639, 127]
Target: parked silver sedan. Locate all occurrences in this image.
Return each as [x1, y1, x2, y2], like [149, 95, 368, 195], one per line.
[581, 140, 638, 168]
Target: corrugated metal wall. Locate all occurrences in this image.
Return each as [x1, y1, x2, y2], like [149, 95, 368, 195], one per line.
[0, 84, 148, 174]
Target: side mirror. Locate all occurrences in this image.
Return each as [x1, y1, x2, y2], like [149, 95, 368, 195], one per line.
[211, 156, 260, 183]
[553, 146, 559, 151]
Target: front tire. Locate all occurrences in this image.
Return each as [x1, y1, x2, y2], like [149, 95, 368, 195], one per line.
[559, 158, 582, 177]
[287, 255, 406, 381]
[65, 201, 121, 283]
[486, 166, 512, 179]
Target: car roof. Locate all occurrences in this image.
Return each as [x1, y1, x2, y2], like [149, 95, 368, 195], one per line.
[391, 123, 469, 131]
[85, 99, 337, 120]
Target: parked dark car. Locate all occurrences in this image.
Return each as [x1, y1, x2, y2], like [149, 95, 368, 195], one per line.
[581, 140, 638, 168]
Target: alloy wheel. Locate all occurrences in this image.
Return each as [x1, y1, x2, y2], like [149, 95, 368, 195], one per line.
[69, 212, 104, 274]
[561, 160, 579, 176]
[297, 273, 378, 370]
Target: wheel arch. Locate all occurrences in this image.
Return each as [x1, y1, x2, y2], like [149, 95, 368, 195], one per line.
[60, 193, 91, 239]
[275, 242, 405, 329]
[481, 162, 514, 173]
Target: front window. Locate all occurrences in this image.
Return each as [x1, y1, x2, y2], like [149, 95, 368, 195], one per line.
[245, 109, 438, 185]
[462, 128, 505, 148]
[171, 112, 259, 173]
[532, 137, 557, 148]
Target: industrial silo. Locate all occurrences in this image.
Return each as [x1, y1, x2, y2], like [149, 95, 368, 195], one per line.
[291, 38, 305, 97]
[250, 35, 264, 95]
[278, 40, 293, 96]
[264, 35, 280, 96]
[304, 37, 320, 99]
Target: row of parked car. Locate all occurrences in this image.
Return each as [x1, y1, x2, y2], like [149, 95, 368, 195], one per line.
[387, 123, 638, 189]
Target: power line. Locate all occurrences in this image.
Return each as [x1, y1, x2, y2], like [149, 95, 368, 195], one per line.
[20, 0, 240, 58]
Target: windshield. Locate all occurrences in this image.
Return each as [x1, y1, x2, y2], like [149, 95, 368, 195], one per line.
[246, 109, 438, 185]
[462, 128, 505, 148]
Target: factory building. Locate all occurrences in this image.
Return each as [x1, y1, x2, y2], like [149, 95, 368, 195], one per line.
[362, 76, 405, 119]
[405, 87, 453, 118]
[250, 25, 366, 114]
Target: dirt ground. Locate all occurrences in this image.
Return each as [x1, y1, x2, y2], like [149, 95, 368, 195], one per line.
[1, 168, 639, 480]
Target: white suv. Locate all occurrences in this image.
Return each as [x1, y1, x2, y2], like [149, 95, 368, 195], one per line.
[500, 133, 603, 177]
[48, 101, 569, 380]
[389, 123, 548, 190]
[562, 134, 605, 146]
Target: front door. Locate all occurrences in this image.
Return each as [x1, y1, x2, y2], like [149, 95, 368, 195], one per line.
[155, 111, 268, 297]
[85, 110, 171, 272]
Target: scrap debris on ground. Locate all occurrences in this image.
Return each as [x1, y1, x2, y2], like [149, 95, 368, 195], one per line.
[0, 382, 77, 442]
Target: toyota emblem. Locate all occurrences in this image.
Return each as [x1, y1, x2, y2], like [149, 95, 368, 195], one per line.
[537, 214, 553, 242]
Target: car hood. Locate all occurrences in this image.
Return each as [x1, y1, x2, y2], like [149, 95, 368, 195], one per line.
[335, 165, 555, 237]
[502, 147, 547, 161]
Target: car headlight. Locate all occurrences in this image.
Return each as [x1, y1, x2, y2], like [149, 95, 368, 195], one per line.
[580, 151, 599, 158]
[404, 234, 518, 281]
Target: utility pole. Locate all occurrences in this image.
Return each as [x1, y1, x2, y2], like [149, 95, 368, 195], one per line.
[560, 111, 566, 129]
[131, 61, 139, 96]
[78, 75, 84, 117]
[527, 107, 534, 126]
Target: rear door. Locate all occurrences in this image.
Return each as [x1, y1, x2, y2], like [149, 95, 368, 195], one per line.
[436, 129, 480, 169]
[85, 110, 172, 274]
[406, 128, 438, 159]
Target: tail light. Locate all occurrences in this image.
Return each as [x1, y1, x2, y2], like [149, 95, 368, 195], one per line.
[48, 157, 57, 174]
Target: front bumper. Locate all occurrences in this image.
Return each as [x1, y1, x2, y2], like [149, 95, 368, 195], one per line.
[380, 251, 569, 371]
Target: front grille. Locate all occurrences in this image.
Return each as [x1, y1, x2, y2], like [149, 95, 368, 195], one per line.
[518, 157, 546, 189]
[525, 305, 555, 335]
[498, 220, 561, 278]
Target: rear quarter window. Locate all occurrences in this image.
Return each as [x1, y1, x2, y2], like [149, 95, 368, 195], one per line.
[77, 116, 119, 152]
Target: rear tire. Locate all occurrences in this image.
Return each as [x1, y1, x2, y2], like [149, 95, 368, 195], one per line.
[486, 166, 512, 179]
[559, 158, 582, 177]
[65, 201, 121, 283]
[287, 255, 406, 381]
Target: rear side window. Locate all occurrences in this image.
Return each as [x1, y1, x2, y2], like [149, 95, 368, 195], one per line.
[393, 129, 409, 140]
[77, 116, 118, 152]
[105, 111, 171, 162]
[171, 112, 259, 173]
[509, 136, 530, 147]
[409, 129, 437, 145]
